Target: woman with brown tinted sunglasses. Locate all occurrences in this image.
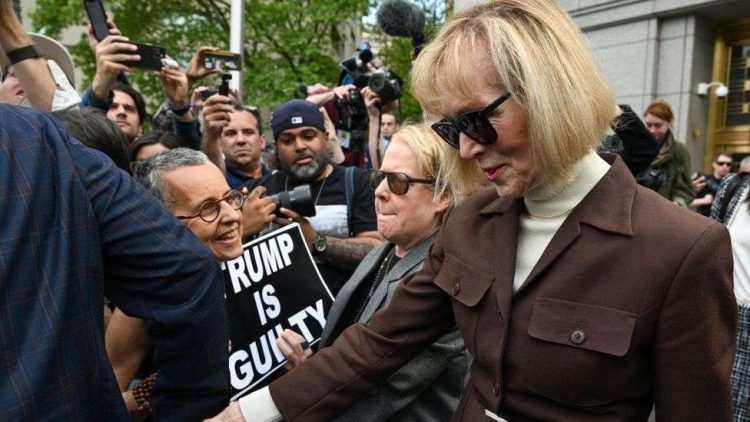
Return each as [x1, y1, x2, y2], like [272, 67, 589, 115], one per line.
[273, 124, 483, 420]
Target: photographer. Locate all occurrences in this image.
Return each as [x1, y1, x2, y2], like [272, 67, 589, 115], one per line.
[306, 83, 356, 107]
[362, 86, 399, 170]
[260, 99, 382, 295]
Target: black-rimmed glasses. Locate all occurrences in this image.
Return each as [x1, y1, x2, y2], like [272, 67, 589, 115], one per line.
[431, 92, 512, 149]
[176, 189, 246, 223]
[369, 170, 435, 195]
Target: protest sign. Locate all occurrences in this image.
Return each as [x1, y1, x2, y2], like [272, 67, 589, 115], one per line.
[222, 223, 333, 400]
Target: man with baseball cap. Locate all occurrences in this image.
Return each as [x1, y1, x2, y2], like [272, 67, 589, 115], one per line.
[261, 99, 382, 295]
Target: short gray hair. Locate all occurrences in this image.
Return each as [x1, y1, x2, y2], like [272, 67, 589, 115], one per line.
[134, 147, 209, 208]
[740, 156, 750, 172]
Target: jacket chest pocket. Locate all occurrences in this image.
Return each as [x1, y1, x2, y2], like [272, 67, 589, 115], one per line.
[522, 297, 638, 406]
[433, 254, 494, 354]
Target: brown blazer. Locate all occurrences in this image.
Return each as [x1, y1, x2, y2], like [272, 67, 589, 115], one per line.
[269, 155, 736, 421]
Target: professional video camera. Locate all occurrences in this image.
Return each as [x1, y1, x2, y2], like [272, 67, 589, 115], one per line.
[335, 42, 403, 167]
[338, 42, 403, 107]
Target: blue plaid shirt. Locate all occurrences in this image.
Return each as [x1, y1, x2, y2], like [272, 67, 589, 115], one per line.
[0, 105, 229, 420]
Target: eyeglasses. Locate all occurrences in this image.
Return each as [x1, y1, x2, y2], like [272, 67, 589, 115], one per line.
[176, 189, 246, 223]
[369, 170, 435, 195]
[431, 92, 512, 149]
[716, 161, 732, 167]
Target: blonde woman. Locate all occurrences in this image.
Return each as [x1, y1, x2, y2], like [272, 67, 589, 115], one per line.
[211, 2, 735, 420]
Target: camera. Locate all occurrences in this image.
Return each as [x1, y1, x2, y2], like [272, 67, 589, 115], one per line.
[199, 88, 219, 101]
[269, 185, 316, 217]
[219, 73, 231, 96]
[367, 70, 402, 106]
[202, 50, 242, 72]
[338, 42, 403, 107]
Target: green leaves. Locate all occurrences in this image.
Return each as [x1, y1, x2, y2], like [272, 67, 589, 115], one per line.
[31, 0, 366, 113]
[30, 0, 448, 122]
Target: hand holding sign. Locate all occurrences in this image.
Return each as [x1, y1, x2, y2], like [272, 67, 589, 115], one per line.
[276, 328, 312, 371]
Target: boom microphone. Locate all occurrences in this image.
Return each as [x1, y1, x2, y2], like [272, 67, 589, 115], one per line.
[376, 0, 425, 38]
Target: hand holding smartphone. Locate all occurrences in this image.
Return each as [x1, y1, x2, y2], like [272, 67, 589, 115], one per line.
[202, 50, 242, 72]
[83, 0, 167, 71]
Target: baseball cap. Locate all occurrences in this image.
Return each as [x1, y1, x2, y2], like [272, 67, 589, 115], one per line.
[0, 33, 76, 86]
[271, 99, 325, 140]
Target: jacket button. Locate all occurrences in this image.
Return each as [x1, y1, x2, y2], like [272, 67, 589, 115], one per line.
[570, 329, 586, 345]
[493, 382, 500, 396]
[452, 283, 460, 296]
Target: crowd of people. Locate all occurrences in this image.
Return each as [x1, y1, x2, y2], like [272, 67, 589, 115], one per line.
[1, 0, 749, 420]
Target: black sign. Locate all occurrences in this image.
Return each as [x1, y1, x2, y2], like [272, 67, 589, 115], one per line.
[222, 224, 334, 400]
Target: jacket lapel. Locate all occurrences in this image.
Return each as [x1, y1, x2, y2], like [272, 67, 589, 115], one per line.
[358, 235, 436, 322]
[482, 198, 522, 322]
[319, 243, 390, 347]
[518, 154, 636, 293]
[520, 214, 581, 289]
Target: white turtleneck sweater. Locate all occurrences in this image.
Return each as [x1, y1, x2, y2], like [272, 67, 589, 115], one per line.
[513, 151, 611, 293]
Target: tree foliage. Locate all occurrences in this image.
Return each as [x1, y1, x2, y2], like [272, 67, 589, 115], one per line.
[31, 0, 368, 111]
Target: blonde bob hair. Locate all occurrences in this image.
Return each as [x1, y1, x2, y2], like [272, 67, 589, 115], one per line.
[392, 124, 485, 205]
[411, 0, 616, 182]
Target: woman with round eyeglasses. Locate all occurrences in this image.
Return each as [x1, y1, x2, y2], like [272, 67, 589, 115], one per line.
[215, 1, 735, 421]
[273, 124, 484, 421]
[107, 148, 246, 414]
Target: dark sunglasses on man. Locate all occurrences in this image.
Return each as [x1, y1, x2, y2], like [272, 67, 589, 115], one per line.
[715, 160, 732, 167]
[369, 170, 435, 195]
[431, 92, 512, 149]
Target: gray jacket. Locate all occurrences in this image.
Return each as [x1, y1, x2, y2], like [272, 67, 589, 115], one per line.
[319, 235, 468, 421]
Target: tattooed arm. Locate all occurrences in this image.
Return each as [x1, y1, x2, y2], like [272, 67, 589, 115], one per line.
[318, 231, 382, 271]
[274, 207, 383, 271]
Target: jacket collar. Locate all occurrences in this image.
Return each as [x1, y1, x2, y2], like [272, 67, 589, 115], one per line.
[573, 153, 635, 237]
[478, 153, 634, 237]
[383, 233, 437, 285]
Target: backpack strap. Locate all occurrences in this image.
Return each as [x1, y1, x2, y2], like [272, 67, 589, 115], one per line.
[345, 166, 356, 236]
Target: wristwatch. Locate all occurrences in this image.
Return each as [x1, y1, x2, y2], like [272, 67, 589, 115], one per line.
[169, 102, 192, 116]
[6, 45, 43, 65]
[313, 232, 327, 253]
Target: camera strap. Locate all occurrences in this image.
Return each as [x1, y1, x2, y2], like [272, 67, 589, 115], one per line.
[345, 167, 355, 237]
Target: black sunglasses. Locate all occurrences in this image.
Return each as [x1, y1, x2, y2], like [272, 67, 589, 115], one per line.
[431, 92, 512, 149]
[716, 161, 732, 167]
[369, 170, 435, 195]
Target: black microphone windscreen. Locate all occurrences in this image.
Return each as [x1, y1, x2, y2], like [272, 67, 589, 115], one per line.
[376, 0, 425, 38]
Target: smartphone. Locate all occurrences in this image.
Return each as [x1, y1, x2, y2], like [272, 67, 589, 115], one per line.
[203, 50, 242, 72]
[123, 42, 167, 71]
[84, 0, 167, 71]
[83, 0, 110, 41]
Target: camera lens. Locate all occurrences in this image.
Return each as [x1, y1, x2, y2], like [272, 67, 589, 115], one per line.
[269, 185, 316, 217]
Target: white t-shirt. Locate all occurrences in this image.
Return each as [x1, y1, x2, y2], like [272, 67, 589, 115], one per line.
[727, 191, 750, 305]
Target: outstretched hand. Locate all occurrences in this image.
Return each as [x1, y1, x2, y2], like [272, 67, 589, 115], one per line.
[186, 46, 222, 89]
